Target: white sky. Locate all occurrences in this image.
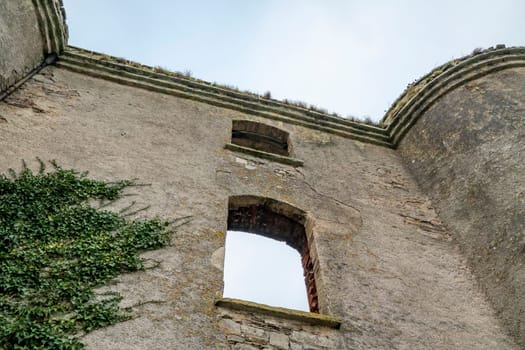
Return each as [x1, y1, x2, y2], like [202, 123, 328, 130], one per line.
[62, 1, 524, 310]
[63, 0, 525, 122]
[224, 231, 309, 311]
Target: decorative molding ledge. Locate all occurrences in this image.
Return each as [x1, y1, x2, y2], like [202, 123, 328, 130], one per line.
[225, 143, 304, 167]
[32, 0, 68, 55]
[56, 46, 393, 148]
[6, 40, 515, 150]
[381, 46, 525, 146]
[215, 298, 341, 329]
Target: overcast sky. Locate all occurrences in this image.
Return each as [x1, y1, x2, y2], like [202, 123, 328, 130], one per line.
[62, 0, 524, 311]
[224, 231, 309, 311]
[63, 0, 524, 122]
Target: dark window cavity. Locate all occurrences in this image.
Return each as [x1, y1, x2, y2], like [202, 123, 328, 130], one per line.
[231, 120, 291, 156]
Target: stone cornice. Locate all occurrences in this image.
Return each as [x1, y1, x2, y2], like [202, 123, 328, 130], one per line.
[381, 46, 525, 146]
[57, 46, 393, 148]
[52, 45, 525, 149]
[32, 0, 68, 55]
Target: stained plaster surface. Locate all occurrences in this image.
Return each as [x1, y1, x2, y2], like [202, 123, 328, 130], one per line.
[0, 66, 518, 349]
[0, 0, 44, 93]
[398, 67, 525, 348]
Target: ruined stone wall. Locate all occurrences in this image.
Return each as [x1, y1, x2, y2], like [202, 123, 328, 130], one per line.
[0, 0, 67, 95]
[397, 67, 525, 347]
[0, 64, 519, 349]
[0, 0, 44, 93]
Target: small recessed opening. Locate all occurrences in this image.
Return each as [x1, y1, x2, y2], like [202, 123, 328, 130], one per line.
[224, 195, 319, 313]
[231, 120, 291, 156]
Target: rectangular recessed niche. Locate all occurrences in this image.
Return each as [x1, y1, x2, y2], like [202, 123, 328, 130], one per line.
[232, 120, 290, 156]
[227, 120, 304, 166]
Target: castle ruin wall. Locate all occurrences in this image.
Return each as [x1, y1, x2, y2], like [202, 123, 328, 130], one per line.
[0, 0, 45, 93]
[0, 65, 519, 349]
[397, 66, 525, 347]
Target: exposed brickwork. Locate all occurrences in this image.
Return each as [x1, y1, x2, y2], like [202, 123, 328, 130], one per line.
[301, 242, 318, 313]
[228, 196, 319, 313]
[228, 196, 306, 251]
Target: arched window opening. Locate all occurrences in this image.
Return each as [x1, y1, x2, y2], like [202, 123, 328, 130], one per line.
[231, 120, 291, 156]
[225, 195, 319, 313]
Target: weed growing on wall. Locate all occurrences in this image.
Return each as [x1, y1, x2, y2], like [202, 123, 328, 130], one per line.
[0, 161, 172, 349]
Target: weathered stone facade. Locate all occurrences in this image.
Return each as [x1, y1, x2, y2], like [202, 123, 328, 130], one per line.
[0, 0, 66, 95]
[395, 67, 525, 346]
[1, 1, 524, 349]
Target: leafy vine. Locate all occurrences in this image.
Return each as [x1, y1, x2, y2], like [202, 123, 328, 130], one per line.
[0, 161, 172, 349]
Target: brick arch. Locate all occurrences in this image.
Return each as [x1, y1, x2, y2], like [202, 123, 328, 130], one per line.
[227, 195, 319, 312]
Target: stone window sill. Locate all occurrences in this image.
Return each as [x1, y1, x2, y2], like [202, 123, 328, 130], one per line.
[215, 298, 341, 329]
[225, 143, 304, 167]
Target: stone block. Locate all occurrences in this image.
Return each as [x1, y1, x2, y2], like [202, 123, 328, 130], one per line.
[269, 332, 289, 349]
[219, 318, 242, 335]
[234, 344, 260, 350]
[241, 324, 269, 343]
[290, 332, 335, 349]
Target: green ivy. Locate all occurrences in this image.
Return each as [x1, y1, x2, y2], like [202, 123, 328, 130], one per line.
[0, 161, 172, 349]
